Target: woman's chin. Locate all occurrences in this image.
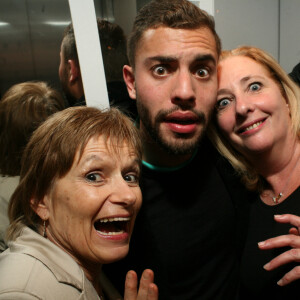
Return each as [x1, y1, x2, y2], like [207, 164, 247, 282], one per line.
[96, 244, 130, 264]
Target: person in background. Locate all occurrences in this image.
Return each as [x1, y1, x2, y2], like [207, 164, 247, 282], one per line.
[58, 21, 85, 106]
[210, 45, 300, 299]
[98, 20, 137, 118]
[59, 19, 136, 117]
[0, 107, 158, 300]
[103, 1, 251, 299]
[289, 61, 300, 87]
[0, 81, 65, 252]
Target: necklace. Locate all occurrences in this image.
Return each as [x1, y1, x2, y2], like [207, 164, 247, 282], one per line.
[272, 192, 283, 204]
[266, 155, 300, 205]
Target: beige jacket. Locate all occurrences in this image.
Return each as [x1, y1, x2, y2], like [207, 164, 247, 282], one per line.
[0, 176, 19, 252]
[0, 227, 101, 300]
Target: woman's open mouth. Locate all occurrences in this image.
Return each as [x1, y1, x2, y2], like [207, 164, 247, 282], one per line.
[94, 217, 130, 236]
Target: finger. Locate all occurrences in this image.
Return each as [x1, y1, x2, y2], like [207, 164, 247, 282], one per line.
[289, 227, 300, 235]
[124, 270, 138, 300]
[263, 248, 300, 270]
[137, 269, 155, 299]
[274, 214, 300, 228]
[147, 283, 159, 300]
[258, 234, 300, 250]
[277, 266, 300, 286]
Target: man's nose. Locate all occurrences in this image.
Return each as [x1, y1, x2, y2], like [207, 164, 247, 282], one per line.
[171, 70, 196, 106]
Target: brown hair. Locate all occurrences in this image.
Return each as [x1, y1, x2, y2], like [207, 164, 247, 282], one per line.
[127, 0, 221, 68]
[7, 107, 142, 240]
[0, 81, 65, 176]
[208, 46, 300, 191]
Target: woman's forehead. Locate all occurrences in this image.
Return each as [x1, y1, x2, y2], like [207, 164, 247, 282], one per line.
[76, 135, 137, 163]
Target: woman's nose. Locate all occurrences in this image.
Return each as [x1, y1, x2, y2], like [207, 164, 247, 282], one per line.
[235, 95, 255, 116]
[108, 178, 137, 207]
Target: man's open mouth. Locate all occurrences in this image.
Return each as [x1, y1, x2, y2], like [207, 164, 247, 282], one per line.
[94, 217, 130, 236]
[165, 118, 198, 125]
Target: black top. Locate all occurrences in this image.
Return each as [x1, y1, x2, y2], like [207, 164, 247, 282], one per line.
[104, 139, 250, 300]
[239, 186, 300, 299]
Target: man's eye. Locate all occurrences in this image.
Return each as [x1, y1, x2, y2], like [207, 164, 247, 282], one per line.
[124, 174, 139, 183]
[196, 68, 209, 78]
[216, 98, 231, 110]
[86, 173, 102, 182]
[249, 82, 261, 91]
[153, 66, 168, 76]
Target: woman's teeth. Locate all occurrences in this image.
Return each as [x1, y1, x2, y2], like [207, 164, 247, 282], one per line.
[100, 217, 130, 223]
[94, 217, 130, 235]
[244, 121, 263, 132]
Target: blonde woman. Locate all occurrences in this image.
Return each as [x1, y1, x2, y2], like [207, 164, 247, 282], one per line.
[209, 46, 300, 299]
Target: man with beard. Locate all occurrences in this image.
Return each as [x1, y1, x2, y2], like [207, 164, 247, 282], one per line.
[103, 1, 250, 299]
[58, 20, 136, 117]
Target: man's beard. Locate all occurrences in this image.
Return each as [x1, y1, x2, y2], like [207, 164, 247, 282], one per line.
[136, 100, 207, 155]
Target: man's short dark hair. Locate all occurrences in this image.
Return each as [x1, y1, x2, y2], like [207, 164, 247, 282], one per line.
[127, 0, 221, 68]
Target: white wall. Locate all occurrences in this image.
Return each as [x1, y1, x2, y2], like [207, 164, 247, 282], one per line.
[280, 0, 300, 73]
[214, 0, 300, 73]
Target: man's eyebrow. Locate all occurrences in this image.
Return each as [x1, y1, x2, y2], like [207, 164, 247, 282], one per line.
[194, 54, 216, 65]
[145, 54, 216, 65]
[146, 56, 177, 63]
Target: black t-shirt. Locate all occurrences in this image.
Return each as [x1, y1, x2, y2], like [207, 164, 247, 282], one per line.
[104, 139, 250, 300]
[239, 186, 300, 299]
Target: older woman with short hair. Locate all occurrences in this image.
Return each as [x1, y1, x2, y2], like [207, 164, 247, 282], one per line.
[209, 46, 300, 299]
[0, 107, 158, 300]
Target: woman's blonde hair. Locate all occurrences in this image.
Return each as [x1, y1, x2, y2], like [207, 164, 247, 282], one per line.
[208, 46, 300, 191]
[7, 107, 142, 241]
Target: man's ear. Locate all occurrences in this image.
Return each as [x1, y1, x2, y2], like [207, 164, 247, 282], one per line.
[30, 195, 50, 221]
[68, 59, 80, 83]
[123, 65, 136, 100]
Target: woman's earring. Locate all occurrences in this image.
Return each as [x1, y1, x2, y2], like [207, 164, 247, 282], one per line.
[43, 220, 47, 238]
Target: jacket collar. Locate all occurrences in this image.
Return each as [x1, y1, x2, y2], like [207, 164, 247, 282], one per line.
[9, 227, 97, 296]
